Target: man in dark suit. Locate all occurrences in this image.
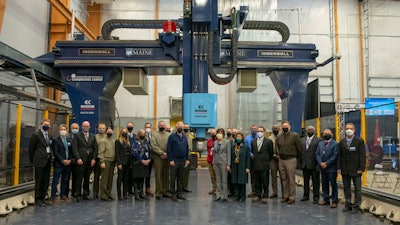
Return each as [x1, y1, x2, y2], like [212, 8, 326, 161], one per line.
[72, 121, 98, 202]
[338, 123, 366, 214]
[68, 123, 79, 198]
[28, 118, 52, 207]
[251, 126, 273, 203]
[316, 128, 339, 208]
[51, 124, 72, 202]
[300, 126, 322, 203]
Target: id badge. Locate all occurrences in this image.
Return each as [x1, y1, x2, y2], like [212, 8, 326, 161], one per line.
[350, 147, 356, 151]
[145, 152, 149, 158]
[46, 146, 50, 153]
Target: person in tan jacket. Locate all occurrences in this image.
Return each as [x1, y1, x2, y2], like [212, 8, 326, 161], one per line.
[151, 121, 171, 200]
[98, 127, 116, 201]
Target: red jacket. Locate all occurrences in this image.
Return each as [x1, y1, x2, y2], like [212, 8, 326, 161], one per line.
[207, 138, 217, 164]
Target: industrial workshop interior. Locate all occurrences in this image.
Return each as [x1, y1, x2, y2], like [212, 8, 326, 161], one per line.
[0, 0, 399, 224]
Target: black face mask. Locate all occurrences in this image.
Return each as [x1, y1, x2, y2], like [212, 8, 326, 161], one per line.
[121, 133, 128, 137]
[273, 130, 279, 136]
[177, 128, 183, 133]
[127, 127, 133, 132]
[282, 128, 289, 133]
[159, 127, 165, 132]
[227, 133, 232, 137]
[184, 129, 189, 133]
[107, 133, 113, 137]
[323, 135, 332, 141]
[139, 135, 145, 140]
[307, 132, 314, 137]
[42, 125, 50, 131]
[211, 134, 216, 139]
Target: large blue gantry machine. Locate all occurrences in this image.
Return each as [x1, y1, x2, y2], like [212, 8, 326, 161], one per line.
[38, 0, 330, 137]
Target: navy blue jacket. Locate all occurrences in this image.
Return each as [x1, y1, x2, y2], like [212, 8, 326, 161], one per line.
[167, 132, 189, 163]
[315, 139, 339, 172]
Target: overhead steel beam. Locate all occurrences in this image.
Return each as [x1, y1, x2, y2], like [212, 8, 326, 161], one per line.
[48, 0, 96, 40]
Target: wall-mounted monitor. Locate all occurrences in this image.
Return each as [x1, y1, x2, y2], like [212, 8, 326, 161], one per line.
[365, 98, 395, 116]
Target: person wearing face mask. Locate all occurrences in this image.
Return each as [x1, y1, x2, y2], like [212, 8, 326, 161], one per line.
[51, 124, 72, 203]
[226, 128, 234, 141]
[230, 133, 251, 202]
[315, 128, 338, 208]
[98, 127, 116, 201]
[300, 126, 322, 203]
[268, 125, 283, 198]
[276, 121, 302, 204]
[72, 121, 98, 202]
[151, 120, 171, 200]
[167, 121, 190, 201]
[126, 122, 135, 195]
[143, 122, 154, 197]
[245, 124, 258, 198]
[131, 129, 153, 201]
[165, 124, 171, 133]
[251, 126, 273, 203]
[115, 128, 131, 200]
[29, 119, 53, 207]
[207, 128, 217, 195]
[337, 123, 366, 214]
[68, 123, 79, 198]
[93, 123, 107, 199]
[212, 128, 231, 202]
[183, 123, 193, 193]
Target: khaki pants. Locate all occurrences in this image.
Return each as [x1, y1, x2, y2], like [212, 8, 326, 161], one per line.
[100, 160, 115, 199]
[154, 154, 170, 196]
[208, 163, 216, 191]
[279, 157, 297, 201]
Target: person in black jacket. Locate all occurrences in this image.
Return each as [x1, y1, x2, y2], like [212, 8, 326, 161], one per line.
[28, 118, 53, 207]
[338, 123, 366, 214]
[115, 128, 131, 200]
[72, 121, 98, 202]
[300, 126, 322, 203]
[51, 124, 72, 202]
[250, 126, 273, 203]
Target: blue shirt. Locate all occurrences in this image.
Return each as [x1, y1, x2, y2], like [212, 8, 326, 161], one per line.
[245, 134, 256, 157]
[167, 132, 189, 163]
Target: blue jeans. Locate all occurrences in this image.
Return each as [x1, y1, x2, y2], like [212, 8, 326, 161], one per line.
[321, 171, 338, 203]
[51, 166, 71, 198]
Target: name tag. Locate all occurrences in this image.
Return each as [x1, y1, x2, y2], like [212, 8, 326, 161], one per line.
[145, 152, 149, 158]
[350, 147, 356, 151]
[46, 146, 50, 153]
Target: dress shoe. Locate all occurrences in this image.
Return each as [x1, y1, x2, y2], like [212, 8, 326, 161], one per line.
[214, 197, 221, 201]
[83, 196, 92, 200]
[247, 192, 255, 198]
[287, 199, 295, 204]
[269, 194, 278, 199]
[318, 201, 330, 206]
[351, 207, 361, 214]
[208, 190, 216, 195]
[171, 196, 178, 201]
[156, 195, 162, 200]
[60, 196, 70, 202]
[330, 203, 338, 208]
[300, 197, 309, 201]
[261, 197, 268, 203]
[252, 196, 260, 202]
[183, 189, 192, 193]
[35, 200, 46, 207]
[108, 196, 114, 201]
[163, 193, 172, 198]
[76, 197, 82, 202]
[43, 199, 52, 206]
[101, 198, 111, 202]
[177, 195, 186, 200]
[313, 200, 319, 204]
[342, 207, 352, 212]
[146, 188, 154, 196]
[219, 198, 227, 202]
[281, 198, 289, 203]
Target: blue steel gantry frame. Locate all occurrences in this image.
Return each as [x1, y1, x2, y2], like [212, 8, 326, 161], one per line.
[37, 0, 323, 136]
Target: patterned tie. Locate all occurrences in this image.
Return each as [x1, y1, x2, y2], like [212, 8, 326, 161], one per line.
[63, 138, 69, 159]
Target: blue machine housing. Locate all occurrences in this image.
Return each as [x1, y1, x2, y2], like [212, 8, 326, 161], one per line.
[183, 93, 217, 138]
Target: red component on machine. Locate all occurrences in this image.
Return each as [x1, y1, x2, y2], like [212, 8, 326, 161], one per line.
[163, 20, 177, 33]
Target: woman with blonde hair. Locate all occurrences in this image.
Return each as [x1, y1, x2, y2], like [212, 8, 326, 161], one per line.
[115, 128, 131, 200]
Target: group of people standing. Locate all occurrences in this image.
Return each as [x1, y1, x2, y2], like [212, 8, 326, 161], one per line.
[206, 121, 366, 214]
[28, 118, 192, 207]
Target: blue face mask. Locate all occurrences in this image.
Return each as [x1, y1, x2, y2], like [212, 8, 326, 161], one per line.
[251, 130, 257, 136]
[71, 129, 79, 134]
[42, 125, 50, 131]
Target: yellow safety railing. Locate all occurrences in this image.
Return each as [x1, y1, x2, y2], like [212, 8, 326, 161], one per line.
[13, 104, 22, 185]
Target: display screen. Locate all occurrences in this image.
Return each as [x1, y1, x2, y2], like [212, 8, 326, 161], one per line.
[365, 98, 395, 116]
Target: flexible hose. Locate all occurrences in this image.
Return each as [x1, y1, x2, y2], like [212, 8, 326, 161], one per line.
[243, 21, 290, 43]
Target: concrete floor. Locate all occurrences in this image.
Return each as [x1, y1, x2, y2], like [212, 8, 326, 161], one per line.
[2, 169, 386, 225]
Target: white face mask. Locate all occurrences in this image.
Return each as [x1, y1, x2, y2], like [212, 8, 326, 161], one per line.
[145, 128, 151, 133]
[345, 129, 354, 137]
[216, 133, 223, 140]
[257, 132, 264, 138]
[60, 130, 67, 137]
